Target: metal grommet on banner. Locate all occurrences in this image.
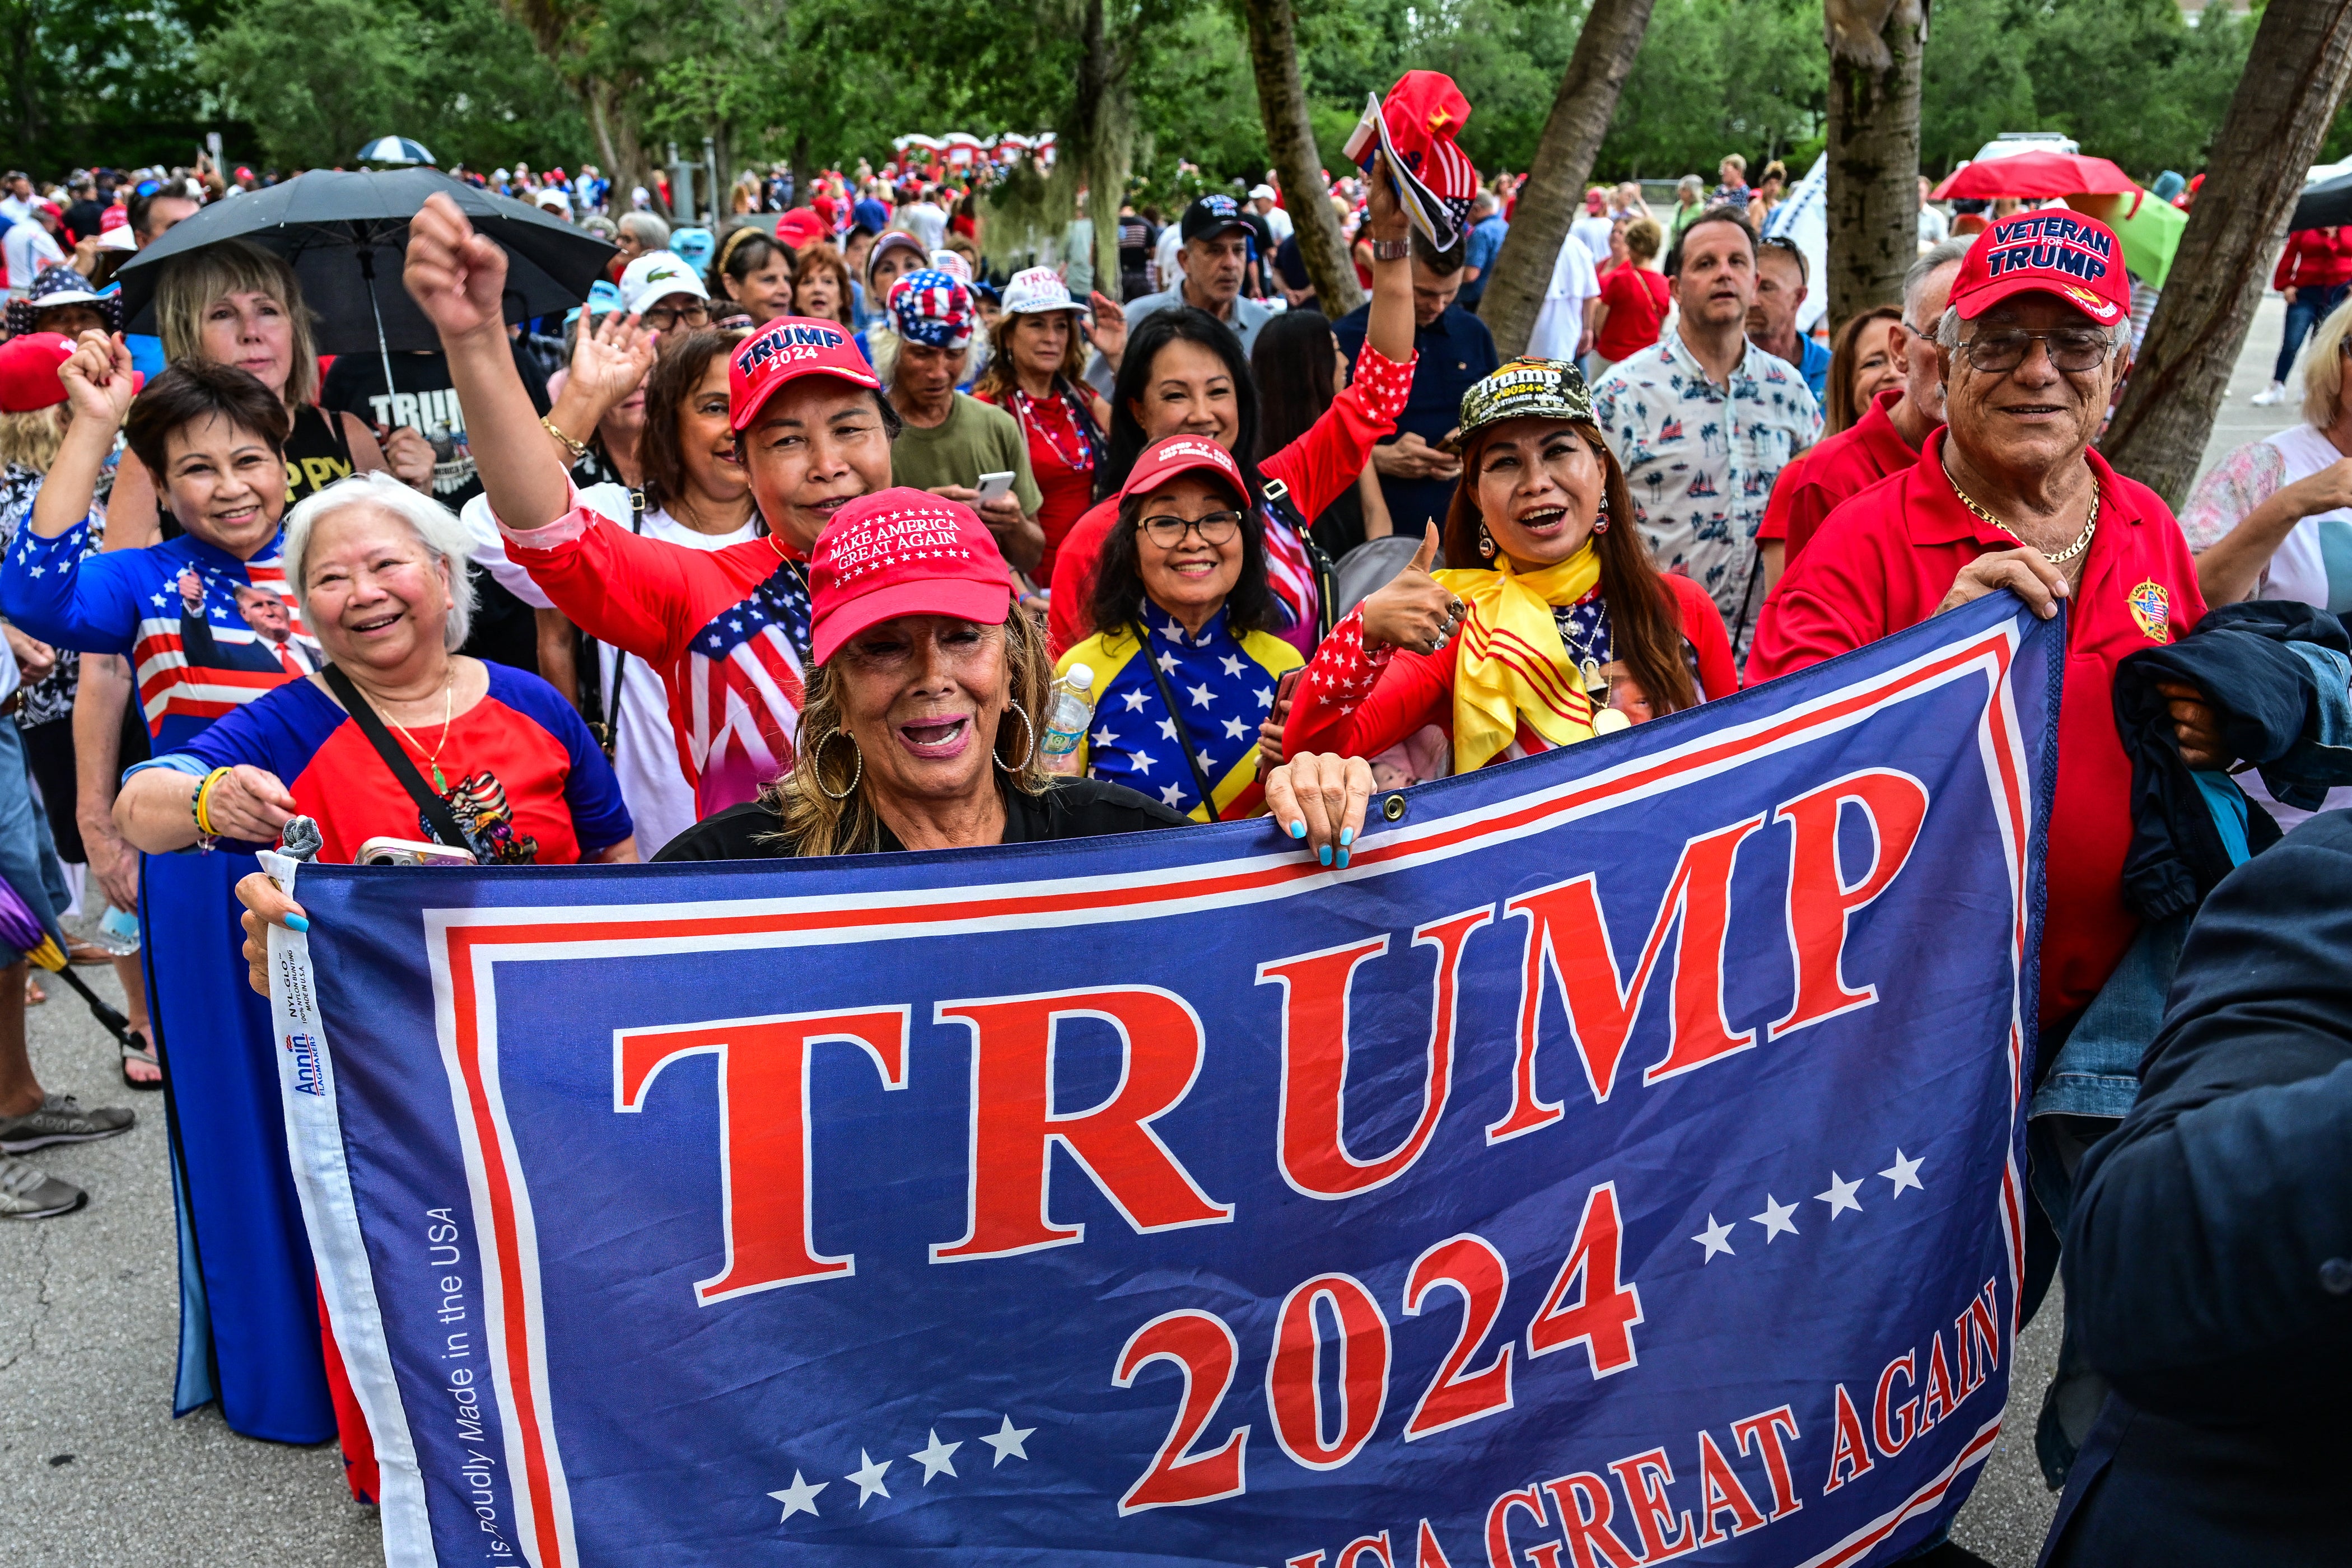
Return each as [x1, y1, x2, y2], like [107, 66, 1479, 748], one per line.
[1382, 794, 1408, 823]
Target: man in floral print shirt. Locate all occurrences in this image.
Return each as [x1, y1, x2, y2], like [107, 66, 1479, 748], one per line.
[1590, 208, 1821, 645]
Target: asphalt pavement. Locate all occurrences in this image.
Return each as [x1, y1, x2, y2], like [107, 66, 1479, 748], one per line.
[0, 293, 2303, 1567]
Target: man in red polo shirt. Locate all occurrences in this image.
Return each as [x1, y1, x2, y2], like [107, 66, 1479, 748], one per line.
[1751, 210, 2223, 1033]
[1757, 236, 1972, 586]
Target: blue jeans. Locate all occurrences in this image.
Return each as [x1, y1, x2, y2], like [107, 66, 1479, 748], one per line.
[2275, 281, 2350, 384]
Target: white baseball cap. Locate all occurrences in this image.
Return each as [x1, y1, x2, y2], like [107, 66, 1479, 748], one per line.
[1001, 266, 1081, 315]
[618, 250, 710, 314]
[1249, 184, 1277, 202]
[927, 249, 973, 286]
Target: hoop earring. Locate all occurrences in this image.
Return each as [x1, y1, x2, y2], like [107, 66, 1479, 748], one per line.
[815, 729, 863, 800]
[997, 699, 1035, 773]
[1477, 523, 1497, 561]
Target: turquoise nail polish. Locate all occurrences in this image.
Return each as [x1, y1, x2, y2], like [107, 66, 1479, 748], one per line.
[1340, 827, 1355, 847]
[285, 913, 309, 932]
[1290, 820, 1306, 838]
[1337, 848, 1351, 869]
[1318, 844, 1333, 866]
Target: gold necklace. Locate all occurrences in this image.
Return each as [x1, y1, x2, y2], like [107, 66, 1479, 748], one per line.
[1943, 459, 2100, 564]
[386, 676, 456, 794]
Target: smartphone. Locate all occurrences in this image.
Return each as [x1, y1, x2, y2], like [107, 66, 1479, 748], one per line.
[974, 470, 1016, 505]
[356, 836, 478, 867]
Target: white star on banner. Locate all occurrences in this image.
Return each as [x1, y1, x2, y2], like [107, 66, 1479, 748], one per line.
[1156, 716, 1178, 740]
[768, 1471, 825, 1522]
[1692, 1215, 1735, 1262]
[1817, 1172, 1864, 1218]
[1220, 654, 1246, 677]
[1091, 725, 1118, 748]
[1187, 682, 1214, 708]
[1160, 782, 1187, 808]
[1751, 1194, 1799, 1242]
[909, 1429, 961, 1483]
[979, 1415, 1035, 1467]
[846, 1449, 892, 1506]
[1221, 715, 1249, 739]
[151, 593, 167, 608]
[1253, 685, 1274, 705]
[1881, 1149, 1924, 1198]
[1122, 690, 1149, 711]
[1129, 750, 1155, 776]
[1155, 650, 1179, 674]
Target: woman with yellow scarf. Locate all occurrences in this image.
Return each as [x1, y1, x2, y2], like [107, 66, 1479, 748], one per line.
[1282, 358, 1737, 781]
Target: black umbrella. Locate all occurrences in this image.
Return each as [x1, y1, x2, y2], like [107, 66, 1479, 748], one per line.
[113, 167, 617, 394]
[2290, 170, 2352, 231]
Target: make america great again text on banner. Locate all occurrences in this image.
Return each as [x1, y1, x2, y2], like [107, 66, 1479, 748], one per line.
[264, 590, 2060, 1568]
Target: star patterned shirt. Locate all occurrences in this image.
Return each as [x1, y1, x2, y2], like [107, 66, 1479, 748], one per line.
[1590, 325, 1822, 633]
[0, 516, 314, 748]
[1057, 605, 1302, 822]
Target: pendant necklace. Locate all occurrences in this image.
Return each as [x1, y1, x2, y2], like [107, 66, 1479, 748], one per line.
[388, 676, 457, 794]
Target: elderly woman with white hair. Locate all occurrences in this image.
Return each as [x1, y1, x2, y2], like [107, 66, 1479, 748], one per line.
[115, 471, 634, 866]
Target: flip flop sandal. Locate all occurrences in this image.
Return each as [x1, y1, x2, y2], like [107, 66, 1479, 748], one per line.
[120, 1028, 163, 1092]
[66, 939, 113, 966]
[23, 977, 44, 1006]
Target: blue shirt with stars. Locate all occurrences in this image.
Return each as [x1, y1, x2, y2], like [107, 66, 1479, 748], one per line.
[1058, 605, 1302, 822]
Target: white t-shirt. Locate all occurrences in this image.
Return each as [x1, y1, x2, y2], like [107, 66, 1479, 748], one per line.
[1259, 203, 1295, 243]
[1525, 236, 1603, 361]
[898, 201, 948, 252]
[1154, 223, 1185, 293]
[4, 222, 64, 289]
[1571, 213, 1614, 267]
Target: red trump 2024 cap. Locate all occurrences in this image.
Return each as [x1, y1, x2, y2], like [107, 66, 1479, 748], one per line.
[728, 316, 882, 433]
[807, 487, 1014, 665]
[1948, 210, 2131, 328]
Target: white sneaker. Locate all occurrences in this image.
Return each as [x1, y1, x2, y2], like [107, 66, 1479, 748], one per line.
[2250, 381, 2288, 407]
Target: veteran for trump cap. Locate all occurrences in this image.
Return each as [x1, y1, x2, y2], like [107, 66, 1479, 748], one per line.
[1948, 209, 2131, 328]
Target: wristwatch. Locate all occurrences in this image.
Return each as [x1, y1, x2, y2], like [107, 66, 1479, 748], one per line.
[1369, 237, 1410, 262]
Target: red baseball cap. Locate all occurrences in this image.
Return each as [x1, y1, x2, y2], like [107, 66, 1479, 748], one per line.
[0, 333, 76, 413]
[807, 487, 1013, 665]
[1948, 210, 2131, 329]
[776, 207, 827, 251]
[727, 315, 881, 433]
[1118, 435, 1247, 504]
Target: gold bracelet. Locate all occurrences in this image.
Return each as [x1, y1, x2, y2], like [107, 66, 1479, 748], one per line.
[540, 416, 589, 461]
[193, 767, 231, 842]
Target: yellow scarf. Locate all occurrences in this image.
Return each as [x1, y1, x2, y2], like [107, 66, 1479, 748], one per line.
[1432, 548, 1603, 774]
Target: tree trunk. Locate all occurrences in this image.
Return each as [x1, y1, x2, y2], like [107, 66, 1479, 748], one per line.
[1071, 0, 1135, 302]
[584, 78, 656, 217]
[1239, 0, 1362, 316]
[1478, 0, 1658, 358]
[2101, 0, 2352, 506]
[1824, 0, 1926, 326]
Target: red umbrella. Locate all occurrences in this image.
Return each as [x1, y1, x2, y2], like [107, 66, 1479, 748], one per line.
[1931, 151, 2139, 202]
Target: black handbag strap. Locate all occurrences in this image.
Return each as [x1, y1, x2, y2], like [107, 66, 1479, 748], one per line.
[321, 663, 476, 851]
[1135, 627, 1223, 818]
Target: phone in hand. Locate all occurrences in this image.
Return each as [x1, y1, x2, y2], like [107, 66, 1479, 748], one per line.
[356, 836, 478, 867]
[974, 470, 1016, 506]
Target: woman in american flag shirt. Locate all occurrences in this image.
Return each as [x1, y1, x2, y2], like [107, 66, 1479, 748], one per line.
[0, 343, 340, 1449]
[410, 194, 908, 848]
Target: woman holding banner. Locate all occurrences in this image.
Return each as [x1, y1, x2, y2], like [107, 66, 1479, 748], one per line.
[1281, 358, 1736, 783]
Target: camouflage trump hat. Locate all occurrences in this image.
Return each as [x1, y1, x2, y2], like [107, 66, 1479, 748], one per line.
[1456, 356, 1595, 441]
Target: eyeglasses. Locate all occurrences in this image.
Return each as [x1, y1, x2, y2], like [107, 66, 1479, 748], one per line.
[640, 299, 712, 331]
[1958, 328, 2116, 375]
[1138, 510, 1244, 548]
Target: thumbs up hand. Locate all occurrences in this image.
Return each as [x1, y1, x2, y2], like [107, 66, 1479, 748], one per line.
[1359, 524, 1466, 656]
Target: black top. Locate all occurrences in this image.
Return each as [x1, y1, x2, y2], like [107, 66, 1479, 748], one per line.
[283, 403, 358, 507]
[653, 776, 1192, 861]
[2046, 808, 2352, 1565]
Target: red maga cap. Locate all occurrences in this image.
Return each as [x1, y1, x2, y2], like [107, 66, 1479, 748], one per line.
[1118, 434, 1246, 503]
[0, 333, 80, 413]
[1949, 210, 2131, 328]
[807, 487, 1012, 665]
[728, 316, 881, 432]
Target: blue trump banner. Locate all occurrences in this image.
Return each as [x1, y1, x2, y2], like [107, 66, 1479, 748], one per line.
[262, 592, 2059, 1568]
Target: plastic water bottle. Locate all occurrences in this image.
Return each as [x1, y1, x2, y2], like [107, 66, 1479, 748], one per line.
[1038, 664, 1096, 776]
[89, 904, 141, 956]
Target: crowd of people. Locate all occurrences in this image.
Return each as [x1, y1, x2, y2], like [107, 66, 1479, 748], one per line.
[0, 120, 2343, 1565]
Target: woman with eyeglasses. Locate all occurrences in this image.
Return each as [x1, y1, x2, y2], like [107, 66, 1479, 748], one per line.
[1057, 436, 1303, 820]
[618, 250, 715, 340]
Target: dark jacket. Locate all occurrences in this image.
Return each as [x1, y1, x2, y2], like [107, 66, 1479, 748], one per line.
[2112, 599, 2352, 919]
[2042, 809, 2352, 1566]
